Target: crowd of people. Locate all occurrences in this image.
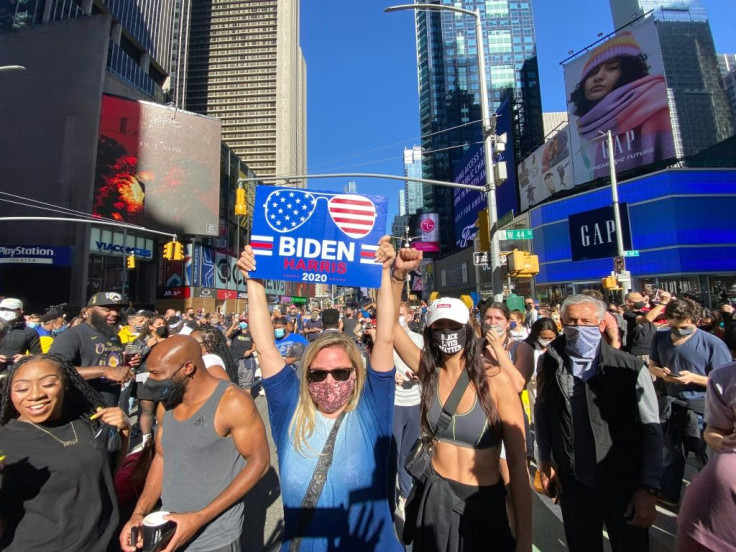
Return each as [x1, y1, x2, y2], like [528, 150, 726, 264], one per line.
[0, 244, 735, 551]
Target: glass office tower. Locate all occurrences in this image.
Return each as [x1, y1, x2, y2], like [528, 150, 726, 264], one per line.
[609, 1, 734, 157]
[403, 146, 425, 216]
[414, 0, 543, 254]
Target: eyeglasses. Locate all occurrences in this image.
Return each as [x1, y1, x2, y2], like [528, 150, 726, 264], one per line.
[307, 367, 354, 383]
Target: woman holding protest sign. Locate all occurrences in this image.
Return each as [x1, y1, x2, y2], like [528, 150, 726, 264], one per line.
[236, 236, 402, 552]
[391, 247, 531, 552]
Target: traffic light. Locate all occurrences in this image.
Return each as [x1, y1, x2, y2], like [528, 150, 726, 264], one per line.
[126, 254, 135, 269]
[507, 249, 540, 277]
[163, 241, 174, 260]
[235, 185, 247, 216]
[602, 276, 618, 290]
[476, 209, 490, 252]
[173, 241, 184, 261]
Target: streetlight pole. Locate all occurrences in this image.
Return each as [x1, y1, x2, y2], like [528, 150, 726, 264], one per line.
[606, 129, 631, 293]
[384, 4, 503, 301]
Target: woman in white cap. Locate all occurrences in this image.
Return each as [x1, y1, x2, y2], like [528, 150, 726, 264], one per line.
[391, 248, 531, 552]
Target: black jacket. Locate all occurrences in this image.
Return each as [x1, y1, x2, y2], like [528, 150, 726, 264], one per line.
[535, 338, 662, 492]
[0, 320, 41, 368]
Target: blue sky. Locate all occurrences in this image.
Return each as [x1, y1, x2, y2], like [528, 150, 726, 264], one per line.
[301, 0, 735, 230]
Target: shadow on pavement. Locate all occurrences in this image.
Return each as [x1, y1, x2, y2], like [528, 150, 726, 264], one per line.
[241, 466, 283, 551]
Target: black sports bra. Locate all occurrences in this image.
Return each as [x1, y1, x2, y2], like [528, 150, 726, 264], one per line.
[426, 389, 501, 449]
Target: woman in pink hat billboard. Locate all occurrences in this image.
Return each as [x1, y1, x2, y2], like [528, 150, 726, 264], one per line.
[565, 20, 676, 183]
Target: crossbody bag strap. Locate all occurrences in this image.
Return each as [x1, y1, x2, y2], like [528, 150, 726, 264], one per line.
[432, 370, 471, 436]
[289, 410, 347, 552]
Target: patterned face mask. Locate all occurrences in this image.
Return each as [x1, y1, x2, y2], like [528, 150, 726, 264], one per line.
[308, 370, 356, 414]
[563, 325, 601, 359]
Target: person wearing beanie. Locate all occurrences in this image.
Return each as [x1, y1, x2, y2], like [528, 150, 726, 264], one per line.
[569, 30, 675, 180]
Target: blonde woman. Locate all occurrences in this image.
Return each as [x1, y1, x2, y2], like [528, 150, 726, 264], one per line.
[236, 236, 402, 552]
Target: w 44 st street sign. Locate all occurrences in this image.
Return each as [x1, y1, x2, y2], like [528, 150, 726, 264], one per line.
[499, 229, 533, 240]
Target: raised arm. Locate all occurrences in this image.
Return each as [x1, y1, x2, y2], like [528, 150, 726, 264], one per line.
[391, 246, 424, 373]
[236, 246, 284, 378]
[370, 236, 397, 372]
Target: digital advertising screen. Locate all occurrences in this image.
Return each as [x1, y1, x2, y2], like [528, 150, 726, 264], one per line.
[562, 17, 676, 185]
[93, 94, 222, 236]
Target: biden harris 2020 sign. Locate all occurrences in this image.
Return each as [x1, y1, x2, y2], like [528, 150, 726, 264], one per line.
[249, 186, 388, 288]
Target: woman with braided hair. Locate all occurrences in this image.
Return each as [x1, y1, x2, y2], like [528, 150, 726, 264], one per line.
[191, 323, 239, 384]
[0, 354, 130, 551]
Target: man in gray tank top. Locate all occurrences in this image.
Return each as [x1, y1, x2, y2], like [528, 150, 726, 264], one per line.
[119, 336, 270, 552]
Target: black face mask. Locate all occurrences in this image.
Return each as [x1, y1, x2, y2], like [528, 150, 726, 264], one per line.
[141, 367, 186, 409]
[432, 327, 467, 355]
[633, 301, 646, 309]
[154, 326, 169, 338]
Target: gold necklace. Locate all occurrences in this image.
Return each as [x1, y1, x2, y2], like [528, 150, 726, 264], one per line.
[25, 419, 78, 447]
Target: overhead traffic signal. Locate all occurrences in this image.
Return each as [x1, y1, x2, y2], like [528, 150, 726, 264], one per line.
[126, 254, 136, 269]
[163, 241, 174, 260]
[476, 209, 490, 252]
[507, 249, 539, 277]
[602, 276, 618, 290]
[235, 185, 247, 216]
[173, 241, 184, 261]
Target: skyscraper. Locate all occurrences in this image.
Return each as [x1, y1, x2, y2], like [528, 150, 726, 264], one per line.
[1, 0, 175, 101]
[609, 1, 734, 157]
[717, 54, 736, 117]
[611, 0, 708, 28]
[181, 0, 307, 179]
[403, 146, 424, 215]
[414, 0, 543, 254]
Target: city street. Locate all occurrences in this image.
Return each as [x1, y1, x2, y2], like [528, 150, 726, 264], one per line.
[242, 394, 685, 552]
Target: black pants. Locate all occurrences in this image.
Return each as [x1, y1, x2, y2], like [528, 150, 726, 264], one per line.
[559, 478, 648, 552]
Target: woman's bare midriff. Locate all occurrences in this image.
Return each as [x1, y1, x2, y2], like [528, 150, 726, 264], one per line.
[431, 440, 502, 486]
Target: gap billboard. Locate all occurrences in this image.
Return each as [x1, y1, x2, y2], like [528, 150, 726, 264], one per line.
[562, 17, 675, 185]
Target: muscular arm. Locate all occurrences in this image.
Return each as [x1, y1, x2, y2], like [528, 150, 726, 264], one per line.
[200, 388, 270, 523]
[493, 369, 532, 552]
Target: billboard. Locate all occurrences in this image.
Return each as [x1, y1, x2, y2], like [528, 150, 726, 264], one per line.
[93, 94, 221, 236]
[452, 99, 517, 248]
[568, 204, 633, 262]
[563, 17, 675, 185]
[413, 213, 440, 252]
[518, 125, 573, 211]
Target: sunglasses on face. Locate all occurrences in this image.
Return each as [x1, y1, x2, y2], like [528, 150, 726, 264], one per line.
[307, 367, 354, 383]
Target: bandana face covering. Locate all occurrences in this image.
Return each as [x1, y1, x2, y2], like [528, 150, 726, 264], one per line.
[308, 371, 356, 414]
[432, 327, 467, 355]
[563, 325, 602, 359]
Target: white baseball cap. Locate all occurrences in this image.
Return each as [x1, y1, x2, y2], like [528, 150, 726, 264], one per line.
[0, 298, 23, 311]
[426, 297, 469, 327]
